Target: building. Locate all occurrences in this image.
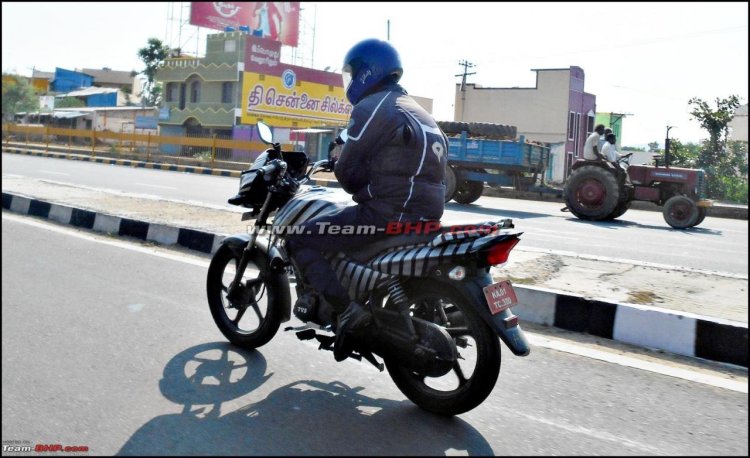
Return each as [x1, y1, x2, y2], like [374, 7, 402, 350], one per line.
[156, 31, 247, 142]
[78, 67, 144, 98]
[595, 112, 628, 148]
[454, 66, 596, 179]
[57, 86, 130, 108]
[728, 104, 748, 142]
[31, 69, 54, 94]
[50, 67, 94, 93]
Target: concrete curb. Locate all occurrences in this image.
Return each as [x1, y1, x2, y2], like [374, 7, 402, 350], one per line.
[3, 191, 746, 368]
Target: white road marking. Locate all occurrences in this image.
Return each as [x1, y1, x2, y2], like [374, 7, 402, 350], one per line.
[135, 182, 178, 190]
[505, 409, 666, 455]
[40, 170, 69, 176]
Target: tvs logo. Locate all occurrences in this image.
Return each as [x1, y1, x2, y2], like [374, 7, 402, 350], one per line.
[212, 2, 241, 18]
[282, 69, 297, 89]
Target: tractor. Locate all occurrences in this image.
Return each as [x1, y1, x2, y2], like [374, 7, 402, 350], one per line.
[563, 153, 713, 229]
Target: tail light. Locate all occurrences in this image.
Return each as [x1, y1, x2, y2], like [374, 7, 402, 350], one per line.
[483, 237, 520, 266]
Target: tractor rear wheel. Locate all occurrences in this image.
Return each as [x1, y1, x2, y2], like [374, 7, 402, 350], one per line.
[663, 195, 699, 229]
[564, 165, 620, 220]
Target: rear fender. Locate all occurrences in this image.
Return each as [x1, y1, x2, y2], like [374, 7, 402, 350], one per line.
[451, 271, 530, 356]
[220, 233, 292, 323]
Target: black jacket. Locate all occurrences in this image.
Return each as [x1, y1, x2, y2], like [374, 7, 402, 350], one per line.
[334, 84, 448, 221]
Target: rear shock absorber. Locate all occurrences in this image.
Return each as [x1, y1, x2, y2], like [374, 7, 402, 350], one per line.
[386, 278, 417, 339]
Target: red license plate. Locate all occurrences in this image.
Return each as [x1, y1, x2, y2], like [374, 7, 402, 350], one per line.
[483, 280, 518, 315]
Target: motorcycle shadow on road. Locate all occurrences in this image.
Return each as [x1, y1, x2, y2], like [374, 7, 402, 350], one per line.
[567, 217, 724, 235]
[117, 342, 494, 456]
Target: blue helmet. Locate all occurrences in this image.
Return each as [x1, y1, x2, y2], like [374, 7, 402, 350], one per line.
[342, 38, 403, 105]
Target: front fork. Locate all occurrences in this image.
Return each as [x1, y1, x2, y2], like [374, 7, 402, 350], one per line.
[226, 191, 275, 303]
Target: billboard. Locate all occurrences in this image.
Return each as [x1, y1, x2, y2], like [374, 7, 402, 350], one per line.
[190, 2, 300, 47]
[241, 36, 352, 128]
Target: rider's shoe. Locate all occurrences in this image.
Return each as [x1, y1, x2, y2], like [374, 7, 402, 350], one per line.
[333, 301, 372, 362]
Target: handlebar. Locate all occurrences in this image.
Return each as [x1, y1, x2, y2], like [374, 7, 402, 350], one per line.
[258, 160, 287, 177]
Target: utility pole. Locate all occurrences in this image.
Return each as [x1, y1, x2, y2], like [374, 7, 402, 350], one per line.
[455, 60, 476, 121]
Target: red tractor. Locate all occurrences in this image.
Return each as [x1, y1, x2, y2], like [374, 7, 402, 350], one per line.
[563, 154, 713, 229]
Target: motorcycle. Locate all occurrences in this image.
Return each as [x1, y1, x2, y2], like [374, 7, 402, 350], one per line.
[207, 121, 530, 416]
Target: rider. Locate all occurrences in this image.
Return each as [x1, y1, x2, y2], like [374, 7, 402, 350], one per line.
[583, 124, 607, 161]
[285, 38, 448, 362]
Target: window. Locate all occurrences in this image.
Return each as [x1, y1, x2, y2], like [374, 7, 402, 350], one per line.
[190, 81, 200, 103]
[587, 115, 595, 135]
[165, 83, 175, 102]
[222, 82, 233, 103]
[224, 39, 236, 53]
[568, 112, 575, 140]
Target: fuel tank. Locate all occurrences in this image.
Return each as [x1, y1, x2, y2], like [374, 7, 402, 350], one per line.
[272, 185, 354, 229]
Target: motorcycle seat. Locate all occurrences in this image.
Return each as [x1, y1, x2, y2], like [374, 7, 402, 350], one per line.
[345, 232, 437, 263]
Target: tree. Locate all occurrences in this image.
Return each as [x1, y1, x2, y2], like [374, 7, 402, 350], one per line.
[648, 141, 660, 152]
[137, 37, 170, 107]
[688, 95, 744, 200]
[665, 138, 701, 168]
[2, 74, 39, 121]
[56, 97, 86, 108]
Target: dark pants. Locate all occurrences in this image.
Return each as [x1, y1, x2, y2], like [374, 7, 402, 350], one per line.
[285, 204, 390, 311]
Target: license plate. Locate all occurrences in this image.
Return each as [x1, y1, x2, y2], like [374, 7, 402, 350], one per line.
[483, 280, 518, 315]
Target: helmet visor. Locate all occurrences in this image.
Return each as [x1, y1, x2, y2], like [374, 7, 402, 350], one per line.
[342, 64, 353, 93]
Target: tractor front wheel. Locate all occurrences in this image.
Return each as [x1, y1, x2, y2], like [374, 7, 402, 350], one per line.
[663, 195, 699, 229]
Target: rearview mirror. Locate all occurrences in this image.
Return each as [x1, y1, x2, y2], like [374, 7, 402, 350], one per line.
[257, 122, 273, 144]
[339, 129, 348, 143]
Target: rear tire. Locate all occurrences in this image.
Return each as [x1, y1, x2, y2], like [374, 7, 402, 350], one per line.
[385, 280, 501, 417]
[604, 200, 630, 221]
[564, 165, 620, 220]
[663, 195, 699, 229]
[453, 178, 484, 204]
[206, 245, 289, 349]
[444, 165, 457, 203]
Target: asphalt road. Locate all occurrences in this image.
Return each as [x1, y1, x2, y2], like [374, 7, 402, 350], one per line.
[2, 153, 748, 275]
[2, 215, 747, 455]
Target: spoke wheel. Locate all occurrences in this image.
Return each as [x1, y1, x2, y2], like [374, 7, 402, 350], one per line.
[384, 280, 501, 416]
[207, 245, 289, 349]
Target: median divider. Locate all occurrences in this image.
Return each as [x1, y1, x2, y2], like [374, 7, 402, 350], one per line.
[3, 190, 746, 368]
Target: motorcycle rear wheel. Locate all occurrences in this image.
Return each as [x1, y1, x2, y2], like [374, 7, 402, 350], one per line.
[206, 245, 289, 349]
[384, 279, 501, 416]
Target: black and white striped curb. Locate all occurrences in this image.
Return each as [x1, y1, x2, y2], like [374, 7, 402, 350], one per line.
[513, 286, 747, 368]
[2, 192, 226, 254]
[3, 191, 746, 368]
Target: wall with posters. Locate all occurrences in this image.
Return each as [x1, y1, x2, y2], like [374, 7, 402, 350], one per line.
[190, 2, 300, 47]
[240, 36, 352, 128]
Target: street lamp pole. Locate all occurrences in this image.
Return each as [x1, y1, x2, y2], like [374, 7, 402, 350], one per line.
[665, 125, 675, 168]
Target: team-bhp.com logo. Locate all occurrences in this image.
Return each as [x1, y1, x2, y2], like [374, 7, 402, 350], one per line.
[2, 440, 90, 453]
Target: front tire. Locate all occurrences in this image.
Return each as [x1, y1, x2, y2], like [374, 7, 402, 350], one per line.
[384, 280, 501, 416]
[206, 244, 290, 349]
[663, 195, 699, 229]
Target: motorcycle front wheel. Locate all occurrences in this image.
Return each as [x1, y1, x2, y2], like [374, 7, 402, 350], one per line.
[384, 279, 501, 416]
[206, 244, 290, 349]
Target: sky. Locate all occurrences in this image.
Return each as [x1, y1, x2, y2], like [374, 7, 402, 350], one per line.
[2, 2, 748, 147]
